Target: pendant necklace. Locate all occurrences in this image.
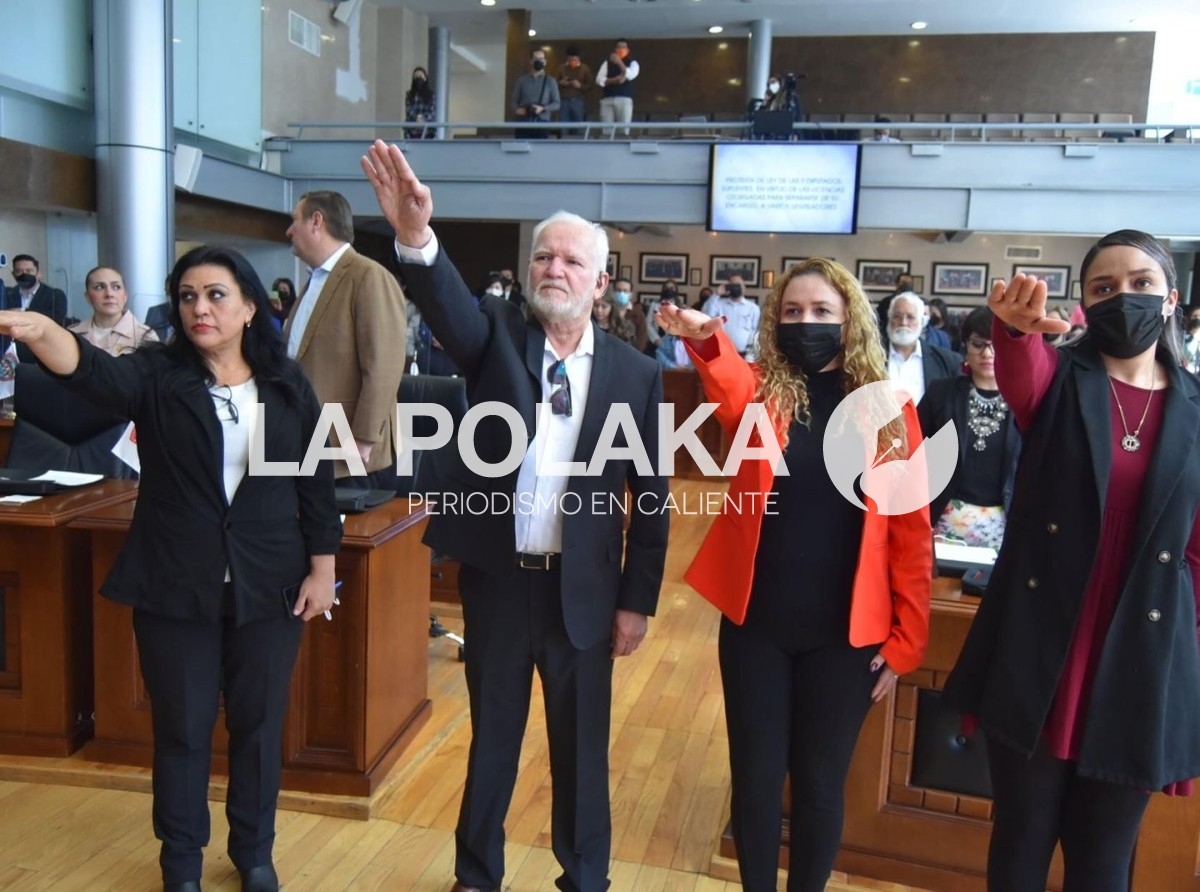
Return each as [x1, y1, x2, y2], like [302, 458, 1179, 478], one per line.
[1108, 373, 1156, 453]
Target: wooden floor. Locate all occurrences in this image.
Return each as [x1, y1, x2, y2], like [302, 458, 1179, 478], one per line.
[0, 480, 927, 892]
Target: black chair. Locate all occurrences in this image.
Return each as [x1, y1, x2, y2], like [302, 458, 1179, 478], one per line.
[5, 363, 135, 478]
[395, 374, 469, 659]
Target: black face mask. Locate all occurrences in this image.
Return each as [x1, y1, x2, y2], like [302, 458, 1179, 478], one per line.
[1083, 293, 1166, 358]
[533, 59, 545, 72]
[500, 276, 513, 287]
[14, 273, 36, 289]
[776, 322, 843, 374]
[726, 284, 743, 299]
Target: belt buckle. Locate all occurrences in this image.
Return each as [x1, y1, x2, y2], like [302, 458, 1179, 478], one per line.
[520, 553, 550, 571]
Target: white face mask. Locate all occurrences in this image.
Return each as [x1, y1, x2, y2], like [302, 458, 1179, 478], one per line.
[486, 287, 504, 298]
[768, 82, 780, 94]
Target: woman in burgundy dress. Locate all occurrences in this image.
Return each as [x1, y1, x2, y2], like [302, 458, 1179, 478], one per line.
[943, 229, 1200, 891]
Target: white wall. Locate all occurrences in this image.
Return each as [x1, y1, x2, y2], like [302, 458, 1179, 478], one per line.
[447, 42, 508, 133]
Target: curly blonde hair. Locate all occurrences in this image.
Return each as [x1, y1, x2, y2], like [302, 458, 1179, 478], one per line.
[755, 258, 907, 458]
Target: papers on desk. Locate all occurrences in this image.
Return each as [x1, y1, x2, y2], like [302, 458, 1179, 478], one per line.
[935, 540, 998, 567]
[0, 494, 41, 504]
[31, 471, 105, 487]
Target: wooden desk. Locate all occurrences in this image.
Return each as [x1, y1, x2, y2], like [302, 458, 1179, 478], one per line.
[0, 479, 139, 756]
[0, 416, 13, 463]
[73, 497, 432, 797]
[716, 578, 1200, 891]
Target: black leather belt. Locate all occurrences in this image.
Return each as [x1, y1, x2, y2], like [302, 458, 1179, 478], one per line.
[517, 552, 561, 571]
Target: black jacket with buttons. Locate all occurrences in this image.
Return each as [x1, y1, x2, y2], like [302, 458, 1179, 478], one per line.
[942, 337, 1200, 789]
[56, 337, 343, 625]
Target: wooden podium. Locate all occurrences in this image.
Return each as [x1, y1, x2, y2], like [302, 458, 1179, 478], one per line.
[72, 497, 432, 797]
[0, 479, 139, 756]
[716, 578, 1200, 891]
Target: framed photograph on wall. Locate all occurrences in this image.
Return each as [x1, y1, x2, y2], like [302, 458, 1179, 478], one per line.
[931, 262, 990, 297]
[640, 253, 688, 284]
[711, 255, 761, 287]
[1012, 264, 1070, 299]
[782, 257, 809, 272]
[911, 275, 925, 293]
[1071, 280, 1082, 300]
[856, 260, 911, 292]
[689, 267, 702, 286]
[763, 270, 776, 288]
[619, 265, 633, 283]
[606, 252, 619, 279]
[639, 292, 661, 311]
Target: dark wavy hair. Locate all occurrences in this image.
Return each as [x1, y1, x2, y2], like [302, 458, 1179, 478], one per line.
[960, 306, 994, 343]
[1079, 229, 1181, 363]
[164, 245, 298, 401]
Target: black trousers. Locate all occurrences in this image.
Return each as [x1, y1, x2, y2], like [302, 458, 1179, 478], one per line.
[719, 617, 878, 892]
[133, 607, 303, 884]
[986, 735, 1151, 892]
[454, 563, 614, 892]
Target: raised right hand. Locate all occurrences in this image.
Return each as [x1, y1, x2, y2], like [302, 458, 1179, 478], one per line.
[361, 139, 434, 249]
[655, 302, 724, 340]
[988, 274, 1071, 335]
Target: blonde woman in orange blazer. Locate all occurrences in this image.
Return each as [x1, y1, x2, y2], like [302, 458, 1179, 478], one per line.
[657, 258, 932, 892]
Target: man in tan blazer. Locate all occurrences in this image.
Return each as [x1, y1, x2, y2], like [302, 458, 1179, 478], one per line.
[283, 190, 407, 486]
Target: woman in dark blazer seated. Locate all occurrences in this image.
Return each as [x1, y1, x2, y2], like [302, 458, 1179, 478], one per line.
[657, 259, 932, 892]
[0, 246, 342, 892]
[943, 230, 1200, 891]
[917, 307, 1020, 549]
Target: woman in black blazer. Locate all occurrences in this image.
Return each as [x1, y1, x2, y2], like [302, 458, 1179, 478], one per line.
[0, 246, 342, 892]
[917, 307, 1020, 549]
[943, 230, 1200, 891]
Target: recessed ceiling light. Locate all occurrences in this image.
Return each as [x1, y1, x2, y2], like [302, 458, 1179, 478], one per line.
[898, 76, 911, 83]
[908, 39, 921, 47]
[708, 25, 724, 34]
[1115, 35, 1127, 43]
[717, 42, 728, 50]
[910, 21, 928, 30]
[528, 29, 536, 37]
[480, 0, 495, 6]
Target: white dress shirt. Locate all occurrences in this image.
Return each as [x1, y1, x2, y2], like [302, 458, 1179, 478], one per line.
[287, 242, 352, 358]
[595, 58, 640, 87]
[702, 295, 761, 357]
[394, 233, 593, 554]
[888, 339, 926, 403]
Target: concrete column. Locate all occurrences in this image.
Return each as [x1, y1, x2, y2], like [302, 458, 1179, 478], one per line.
[429, 26, 450, 140]
[746, 18, 773, 105]
[93, 0, 174, 320]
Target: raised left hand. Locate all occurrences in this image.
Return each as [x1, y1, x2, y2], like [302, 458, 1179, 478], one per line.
[611, 609, 647, 658]
[869, 653, 898, 703]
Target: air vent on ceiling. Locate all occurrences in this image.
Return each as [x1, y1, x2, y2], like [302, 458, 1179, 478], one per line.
[1004, 245, 1042, 260]
[289, 11, 321, 58]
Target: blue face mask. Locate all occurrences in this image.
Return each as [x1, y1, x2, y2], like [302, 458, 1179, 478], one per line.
[613, 290, 631, 306]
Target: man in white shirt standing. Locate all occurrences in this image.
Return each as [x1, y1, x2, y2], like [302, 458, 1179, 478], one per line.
[885, 292, 961, 403]
[283, 190, 407, 487]
[362, 139, 668, 892]
[595, 38, 639, 137]
[701, 275, 761, 358]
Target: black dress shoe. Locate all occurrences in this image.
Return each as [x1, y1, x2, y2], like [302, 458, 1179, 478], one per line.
[164, 882, 202, 892]
[239, 864, 280, 892]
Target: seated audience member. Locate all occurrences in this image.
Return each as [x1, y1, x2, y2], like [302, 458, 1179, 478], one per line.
[886, 292, 961, 403]
[918, 308, 1019, 549]
[873, 116, 901, 142]
[1183, 306, 1200, 372]
[592, 293, 638, 347]
[925, 297, 955, 351]
[70, 266, 159, 356]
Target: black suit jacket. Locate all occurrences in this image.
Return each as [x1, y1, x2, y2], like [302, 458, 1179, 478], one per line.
[943, 339, 1200, 788]
[55, 338, 343, 624]
[920, 342, 963, 392]
[4, 283, 68, 362]
[917, 375, 1021, 525]
[398, 250, 670, 650]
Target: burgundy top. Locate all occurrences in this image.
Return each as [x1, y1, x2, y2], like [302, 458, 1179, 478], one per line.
[994, 322, 1200, 794]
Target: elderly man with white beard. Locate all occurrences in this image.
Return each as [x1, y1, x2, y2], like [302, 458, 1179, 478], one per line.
[361, 139, 669, 892]
[885, 291, 962, 403]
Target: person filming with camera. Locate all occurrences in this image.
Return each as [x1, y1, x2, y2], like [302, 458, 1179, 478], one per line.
[511, 48, 561, 140]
